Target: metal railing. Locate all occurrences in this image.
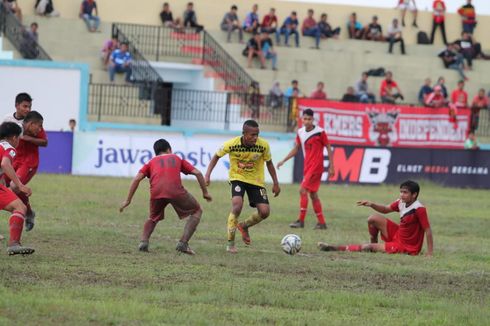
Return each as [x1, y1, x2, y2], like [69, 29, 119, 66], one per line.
[111, 22, 257, 92]
[0, 3, 51, 60]
[88, 83, 291, 130]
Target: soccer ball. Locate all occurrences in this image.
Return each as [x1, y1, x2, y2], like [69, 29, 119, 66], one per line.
[281, 234, 301, 255]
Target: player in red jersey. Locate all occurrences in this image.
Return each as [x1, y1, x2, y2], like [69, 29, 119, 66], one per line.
[277, 109, 334, 229]
[0, 122, 35, 255]
[318, 180, 434, 256]
[120, 139, 212, 255]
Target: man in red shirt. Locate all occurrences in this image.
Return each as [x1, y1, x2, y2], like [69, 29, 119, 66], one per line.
[277, 109, 334, 229]
[380, 71, 404, 104]
[301, 9, 321, 49]
[120, 139, 212, 255]
[0, 122, 34, 255]
[310, 82, 327, 100]
[451, 80, 468, 109]
[430, 0, 447, 45]
[425, 85, 447, 108]
[261, 8, 278, 34]
[318, 180, 433, 256]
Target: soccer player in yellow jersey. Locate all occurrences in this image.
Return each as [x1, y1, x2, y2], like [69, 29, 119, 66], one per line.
[205, 120, 281, 253]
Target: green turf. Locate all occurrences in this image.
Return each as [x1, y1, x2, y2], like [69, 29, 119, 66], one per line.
[0, 175, 489, 325]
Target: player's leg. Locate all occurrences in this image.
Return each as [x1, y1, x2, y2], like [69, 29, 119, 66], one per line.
[367, 214, 390, 243]
[227, 181, 246, 253]
[237, 184, 269, 245]
[310, 191, 327, 230]
[139, 199, 168, 252]
[2, 190, 34, 255]
[11, 164, 37, 231]
[173, 192, 202, 255]
[317, 242, 385, 253]
[289, 187, 307, 228]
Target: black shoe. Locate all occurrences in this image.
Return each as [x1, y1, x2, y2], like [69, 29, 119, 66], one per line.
[317, 242, 336, 251]
[138, 241, 149, 252]
[176, 241, 195, 255]
[313, 223, 327, 230]
[289, 220, 304, 228]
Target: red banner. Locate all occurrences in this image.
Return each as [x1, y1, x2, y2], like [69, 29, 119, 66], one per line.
[297, 99, 471, 148]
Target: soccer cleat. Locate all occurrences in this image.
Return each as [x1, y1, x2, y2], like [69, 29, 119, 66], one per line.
[176, 241, 196, 255]
[138, 240, 149, 252]
[313, 223, 327, 230]
[7, 244, 35, 256]
[289, 220, 304, 228]
[317, 242, 336, 252]
[226, 245, 238, 254]
[25, 210, 36, 232]
[237, 223, 251, 245]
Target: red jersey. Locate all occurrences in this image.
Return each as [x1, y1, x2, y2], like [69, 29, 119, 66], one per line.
[471, 95, 489, 113]
[380, 79, 399, 97]
[0, 141, 16, 179]
[139, 154, 195, 200]
[389, 199, 431, 255]
[296, 125, 329, 175]
[16, 128, 47, 168]
[433, 0, 446, 23]
[310, 90, 327, 100]
[262, 14, 277, 27]
[451, 89, 468, 108]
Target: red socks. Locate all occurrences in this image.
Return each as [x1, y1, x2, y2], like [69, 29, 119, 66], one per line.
[142, 219, 158, 241]
[312, 198, 326, 224]
[9, 211, 25, 245]
[336, 245, 362, 252]
[298, 192, 308, 222]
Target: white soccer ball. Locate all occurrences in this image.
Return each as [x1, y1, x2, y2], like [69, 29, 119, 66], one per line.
[281, 234, 301, 255]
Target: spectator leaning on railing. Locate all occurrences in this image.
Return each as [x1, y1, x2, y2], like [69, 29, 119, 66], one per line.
[19, 22, 39, 59]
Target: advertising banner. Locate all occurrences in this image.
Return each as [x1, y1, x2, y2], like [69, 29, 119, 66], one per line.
[293, 145, 490, 188]
[38, 131, 73, 174]
[297, 99, 471, 149]
[73, 131, 294, 183]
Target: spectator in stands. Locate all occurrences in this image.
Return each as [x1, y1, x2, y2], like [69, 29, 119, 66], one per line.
[160, 2, 181, 29]
[310, 82, 327, 100]
[80, 0, 99, 33]
[3, 0, 22, 22]
[435, 76, 448, 98]
[247, 81, 261, 119]
[364, 16, 384, 42]
[261, 8, 278, 34]
[464, 132, 479, 150]
[268, 81, 283, 110]
[342, 87, 359, 103]
[243, 4, 260, 34]
[244, 33, 266, 69]
[221, 5, 243, 43]
[101, 36, 119, 70]
[387, 18, 405, 55]
[276, 11, 300, 47]
[438, 43, 468, 81]
[69, 119, 76, 132]
[380, 71, 404, 104]
[260, 31, 278, 70]
[458, 0, 477, 34]
[454, 32, 490, 70]
[451, 80, 468, 109]
[470, 88, 488, 132]
[109, 42, 132, 83]
[183, 2, 203, 33]
[418, 78, 433, 105]
[285, 80, 301, 98]
[430, 0, 447, 45]
[20, 22, 39, 59]
[424, 85, 447, 108]
[318, 13, 341, 40]
[355, 72, 376, 103]
[347, 12, 363, 39]
[397, 0, 418, 28]
[35, 0, 59, 17]
[302, 9, 321, 49]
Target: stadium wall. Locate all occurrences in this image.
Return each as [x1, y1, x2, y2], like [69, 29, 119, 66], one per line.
[16, 0, 490, 46]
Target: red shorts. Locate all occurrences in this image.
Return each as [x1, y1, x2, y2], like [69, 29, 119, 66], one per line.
[381, 218, 406, 254]
[301, 172, 322, 192]
[13, 162, 37, 185]
[0, 184, 19, 210]
[149, 192, 201, 222]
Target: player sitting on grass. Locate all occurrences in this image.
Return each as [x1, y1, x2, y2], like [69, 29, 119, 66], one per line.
[119, 139, 212, 255]
[318, 180, 433, 256]
[0, 122, 34, 255]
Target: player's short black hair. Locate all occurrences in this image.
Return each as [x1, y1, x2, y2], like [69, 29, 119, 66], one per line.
[0, 122, 22, 139]
[303, 109, 314, 117]
[15, 93, 33, 104]
[400, 180, 420, 197]
[24, 111, 43, 123]
[153, 138, 171, 155]
[243, 120, 259, 129]
[231, 5, 237, 10]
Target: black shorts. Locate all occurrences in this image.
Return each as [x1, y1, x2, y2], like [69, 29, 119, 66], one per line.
[230, 180, 269, 208]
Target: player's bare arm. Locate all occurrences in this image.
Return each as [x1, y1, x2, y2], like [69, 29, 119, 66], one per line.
[277, 143, 300, 169]
[325, 143, 334, 175]
[120, 172, 145, 212]
[205, 154, 220, 186]
[356, 200, 393, 214]
[191, 169, 212, 202]
[425, 227, 434, 257]
[1, 157, 31, 196]
[266, 160, 281, 197]
[21, 134, 48, 147]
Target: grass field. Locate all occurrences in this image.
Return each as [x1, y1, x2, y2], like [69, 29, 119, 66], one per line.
[0, 174, 489, 325]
